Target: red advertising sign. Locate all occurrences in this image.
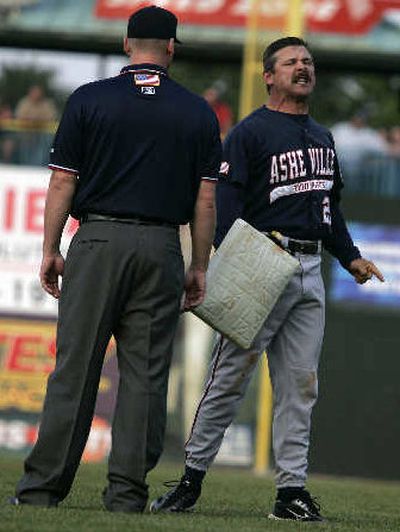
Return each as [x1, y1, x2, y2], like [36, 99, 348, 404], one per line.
[0, 166, 78, 318]
[94, 0, 400, 35]
[0, 319, 118, 462]
[308, 0, 400, 34]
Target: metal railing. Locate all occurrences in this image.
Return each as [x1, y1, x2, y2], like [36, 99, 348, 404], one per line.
[340, 153, 400, 198]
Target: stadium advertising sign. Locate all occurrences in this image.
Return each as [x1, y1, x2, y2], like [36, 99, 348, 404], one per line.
[330, 222, 400, 310]
[0, 165, 78, 318]
[95, 0, 400, 34]
[0, 318, 117, 462]
[0, 167, 120, 461]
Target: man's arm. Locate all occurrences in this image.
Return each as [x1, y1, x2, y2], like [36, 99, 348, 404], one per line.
[325, 139, 384, 284]
[40, 170, 77, 299]
[323, 200, 384, 284]
[183, 180, 216, 311]
[214, 180, 244, 248]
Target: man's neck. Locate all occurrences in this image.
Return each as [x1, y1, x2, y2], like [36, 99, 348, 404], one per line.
[266, 95, 309, 115]
[129, 54, 169, 69]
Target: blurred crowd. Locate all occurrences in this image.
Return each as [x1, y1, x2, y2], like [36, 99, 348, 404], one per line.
[331, 110, 400, 196]
[0, 84, 57, 166]
[202, 79, 233, 139]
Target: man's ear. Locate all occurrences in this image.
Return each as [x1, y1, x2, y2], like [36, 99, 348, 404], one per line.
[263, 71, 273, 92]
[123, 37, 132, 57]
[167, 38, 175, 58]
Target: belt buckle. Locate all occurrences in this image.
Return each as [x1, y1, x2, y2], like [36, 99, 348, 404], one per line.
[269, 231, 295, 256]
[294, 240, 318, 254]
[298, 242, 307, 254]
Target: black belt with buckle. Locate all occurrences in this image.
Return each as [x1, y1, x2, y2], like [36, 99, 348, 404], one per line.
[267, 231, 321, 255]
[287, 239, 320, 255]
[80, 213, 178, 229]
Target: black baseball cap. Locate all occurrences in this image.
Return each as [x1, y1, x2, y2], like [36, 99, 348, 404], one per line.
[127, 5, 182, 44]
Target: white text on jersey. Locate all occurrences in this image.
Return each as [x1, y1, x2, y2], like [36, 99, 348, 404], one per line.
[270, 148, 335, 184]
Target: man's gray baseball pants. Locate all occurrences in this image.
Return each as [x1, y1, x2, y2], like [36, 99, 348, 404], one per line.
[185, 253, 325, 488]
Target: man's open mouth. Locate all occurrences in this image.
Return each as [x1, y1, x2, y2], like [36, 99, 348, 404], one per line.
[293, 73, 310, 85]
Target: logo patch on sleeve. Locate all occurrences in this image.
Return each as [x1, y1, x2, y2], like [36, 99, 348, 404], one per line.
[219, 161, 230, 175]
[134, 73, 160, 86]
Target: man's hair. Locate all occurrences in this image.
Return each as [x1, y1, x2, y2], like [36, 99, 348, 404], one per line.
[263, 37, 311, 73]
[128, 37, 169, 54]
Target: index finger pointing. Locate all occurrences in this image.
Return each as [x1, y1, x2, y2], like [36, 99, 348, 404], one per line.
[368, 263, 385, 282]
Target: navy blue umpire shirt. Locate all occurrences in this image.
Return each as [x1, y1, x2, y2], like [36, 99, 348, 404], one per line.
[49, 64, 221, 224]
[215, 106, 361, 269]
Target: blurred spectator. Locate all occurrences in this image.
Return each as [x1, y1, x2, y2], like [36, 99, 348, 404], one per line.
[0, 102, 16, 163]
[15, 84, 57, 124]
[331, 109, 388, 191]
[387, 126, 400, 157]
[203, 79, 233, 138]
[15, 84, 57, 166]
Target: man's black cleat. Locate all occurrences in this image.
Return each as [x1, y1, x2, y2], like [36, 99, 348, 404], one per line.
[149, 476, 201, 513]
[8, 496, 22, 506]
[268, 489, 324, 522]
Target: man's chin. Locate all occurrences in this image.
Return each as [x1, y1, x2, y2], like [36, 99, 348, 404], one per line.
[291, 87, 313, 100]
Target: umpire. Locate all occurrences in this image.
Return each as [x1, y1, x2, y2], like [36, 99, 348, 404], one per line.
[12, 6, 221, 513]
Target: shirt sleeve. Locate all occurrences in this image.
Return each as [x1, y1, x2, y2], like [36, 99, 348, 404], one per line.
[328, 132, 344, 202]
[323, 198, 361, 270]
[199, 111, 222, 182]
[219, 123, 252, 186]
[214, 181, 244, 248]
[323, 137, 361, 269]
[49, 90, 84, 174]
[213, 123, 252, 247]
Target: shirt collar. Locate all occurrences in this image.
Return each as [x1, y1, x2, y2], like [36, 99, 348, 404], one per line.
[120, 63, 168, 77]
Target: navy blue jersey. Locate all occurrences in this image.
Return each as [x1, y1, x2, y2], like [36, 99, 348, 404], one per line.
[216, 106, 360, 268]
[49, 64, 221, 224]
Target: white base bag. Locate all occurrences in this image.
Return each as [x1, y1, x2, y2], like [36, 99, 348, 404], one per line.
[192, 219, 301, 349]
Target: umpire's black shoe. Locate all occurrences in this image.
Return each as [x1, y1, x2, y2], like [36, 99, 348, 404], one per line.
[268, 489, 324, 522]
[8, 496, 58, 508]
[149, 476, 201, 513]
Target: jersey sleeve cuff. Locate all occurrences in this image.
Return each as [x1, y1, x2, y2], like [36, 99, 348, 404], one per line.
[201, 176, 218, 182]
[48, 163, 79, 175]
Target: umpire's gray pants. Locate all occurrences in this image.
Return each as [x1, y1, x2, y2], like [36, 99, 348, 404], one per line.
[185, 253, 324, 488]
[16, 220, 184, 510]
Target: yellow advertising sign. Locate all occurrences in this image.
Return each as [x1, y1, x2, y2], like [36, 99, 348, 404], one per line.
[0, 319, 56, 412]
[0, 319, 116, 462]
[0, 319, 114, 413]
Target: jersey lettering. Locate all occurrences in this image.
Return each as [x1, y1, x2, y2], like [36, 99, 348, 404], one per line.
[270, 179, 333, 203]
[270, 149, 305, 183]
[270, 155, 279, 184]
[270, 147, 334, 184]
[286, 151, 299, 180]
[296, 149, 307, 177]
[308, 148, 335, 177]
[279, 153, 288, 182]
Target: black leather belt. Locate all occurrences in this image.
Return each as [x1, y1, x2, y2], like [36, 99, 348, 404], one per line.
[287, 239, 321, 255]
[80, 213, 178, 229]
[267, 232, 321, 255]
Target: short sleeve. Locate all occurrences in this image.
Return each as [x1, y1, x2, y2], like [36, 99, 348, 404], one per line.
[49, 90, 84, 174]
[219, 122, 251, 186]
[199, 111, 222, 182]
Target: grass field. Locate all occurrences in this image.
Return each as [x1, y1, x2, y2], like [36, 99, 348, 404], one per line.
[1, 456, 400, 531]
